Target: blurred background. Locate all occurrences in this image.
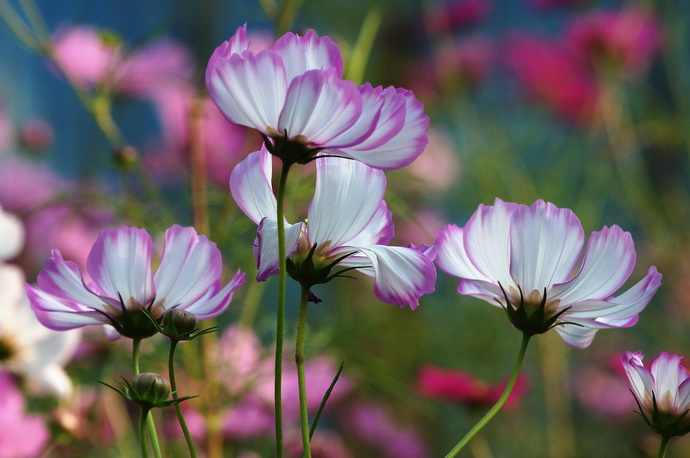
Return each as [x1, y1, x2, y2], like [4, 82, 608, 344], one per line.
[1, 0, 689, 456]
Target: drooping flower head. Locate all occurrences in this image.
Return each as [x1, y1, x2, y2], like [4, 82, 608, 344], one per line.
[26, 225, 244, 340]
[230, 149, 436, 308]
[435, 198, 661, 347]
[206, 24, 429, 169]
[622, 351, 690, 438]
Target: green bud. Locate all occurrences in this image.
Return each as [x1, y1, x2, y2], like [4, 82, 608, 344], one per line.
[161, 309, 198, 341]
[132, 373, 171, 406]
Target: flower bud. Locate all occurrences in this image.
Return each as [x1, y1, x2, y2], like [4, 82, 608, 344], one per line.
[161, 309, 198, 341]
[132, 373, 171, 406]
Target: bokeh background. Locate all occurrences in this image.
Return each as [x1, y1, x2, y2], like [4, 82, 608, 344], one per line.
[1, 0, 690, 456]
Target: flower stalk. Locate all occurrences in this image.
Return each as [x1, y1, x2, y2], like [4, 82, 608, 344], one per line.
[296, 284, 312, 457]
[445, 333, 531, 457]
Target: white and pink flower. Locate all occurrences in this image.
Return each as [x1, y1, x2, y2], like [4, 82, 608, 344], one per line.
[230, 149, 436, 308]
[206, 24, 428, 169]
[26, 225, 244, 339]
[436, 198, 661, 347]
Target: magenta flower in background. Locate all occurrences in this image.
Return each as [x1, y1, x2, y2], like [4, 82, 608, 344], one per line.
[504, 33, 598, 123]
[425, 0, 493, 34]
[417, 365, 528, 410]
[623, 351, 690, 438]
[0, 372, 50, 458]
[26, 225, 244, 339]
[573, 353, 636, 418]
[230, 149, 436, 308]
[436, 198, 662, 347]
[206, 24, 429, 169]
[565, 6, 663, 78]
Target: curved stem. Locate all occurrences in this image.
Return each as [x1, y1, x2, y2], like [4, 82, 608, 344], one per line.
[169, 340, 197, 458]
[658, 435, 671, 458]
[274, 160, 292, 457]
[445, 333, 531, 458]
[132, 339, 162, 458]
[139, 408, 151, 458]
[296, 285, 311, 457]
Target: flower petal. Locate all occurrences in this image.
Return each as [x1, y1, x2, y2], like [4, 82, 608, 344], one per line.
[551, 225, 635, 303]
[353, 245, 436, 309]
[622, 351, 655, 401]
[277, 69, 362, 144]
[206, 47, 287, 134]
[552, 320, 600, 349]
[271, 29, 344, 81]
[509, 200, 584, 294]
[230, 149, 277, 224]
[183, 269, 245, 320]
[436, 224, 491, 282]
[337, 87, 429, 169]
[0, 206, 24, 261]
[255, 217, 304, 281]
[86, 226, 155, 308]
[26, 285, 106, 330]
[346, 201, 395, 247]
[154, 225, 222, 310]
[462, 198, 519, 289]
[307, 157, 385, 249]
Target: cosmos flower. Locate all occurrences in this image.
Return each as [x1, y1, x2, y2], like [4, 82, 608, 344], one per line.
[26, 225, 244, 340]
[435, 198, 661, 348]
[622, 351, 690, 437]
[206, 24, 428, 169]
[230, 149, 436, 308]
[0, 372, 50, 457]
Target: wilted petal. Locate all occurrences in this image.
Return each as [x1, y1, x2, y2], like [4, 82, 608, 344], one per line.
[272, 29, 344, 81]
[355, 245, 436, 309]
[509, 200, 584, 293]
[206, 48, 287, 134]
[230, 149, 276, 224]
[307, 157, 385, 248]
[86, 227, 154, 307]
[154, 225, 222, 310]
[552, 225, 635, 303]
[278, 69, 362, 144]
[256, 218, 304, 281]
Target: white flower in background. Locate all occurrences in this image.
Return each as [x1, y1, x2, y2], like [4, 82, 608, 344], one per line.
[0, 206, 80, 398]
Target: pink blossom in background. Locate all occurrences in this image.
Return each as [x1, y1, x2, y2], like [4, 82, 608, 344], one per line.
[0, 372, 50, 458]
[18, 118, 54, 152]
[148, 83, 261, 187]
[435, 36, 494, 89]
[504, 33, 599, 123]
[425, 0, 492, 34]
[114, 40, 193, 97]
[405, 128, 460, 192]
[222, 395, 275, 440]
[0, 106, 12, 153]
[50, 26, 121, 89]
[573, 353, 636, 418]
[417, 365, 528, 409]
[216, 324, 271, 396]
[339, 401, 429, 458]
[394, 208, 446, 247]
[565, 6, 663, 78]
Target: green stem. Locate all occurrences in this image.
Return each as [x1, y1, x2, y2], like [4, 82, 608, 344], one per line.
[658, 435, 671, 458]
[139, 408, 151, 458]
[132, 339, 162, 458]
[445, 333, 531, 458]
[274, 160, 292, 457]
[169, 340, 197, 458]
[296, 285, 311, 457]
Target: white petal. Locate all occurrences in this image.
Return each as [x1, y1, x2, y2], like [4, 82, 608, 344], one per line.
[271, 29, 344, 81]
[230, 149, 277, 224]
[86, 226, 155, 308]
[346, 201, 394, 247]
[307, 157, 385, 249]
[0, 206, 24, 261]
[552, 321, 599, 349]
[622, 351, 655, 401]
[354, 245, 436, 309]
[435, 224, 492, 282]
[256, 218, 304, 281]
[509, 200, 584, 293]
[26, 285, 105, 330]
[551, 226, 635, 303]
[462, 198, 519, 289]
[206, 49, 287, 133]
[154, 225, 222, 310]
[278, 69, 362, 144]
